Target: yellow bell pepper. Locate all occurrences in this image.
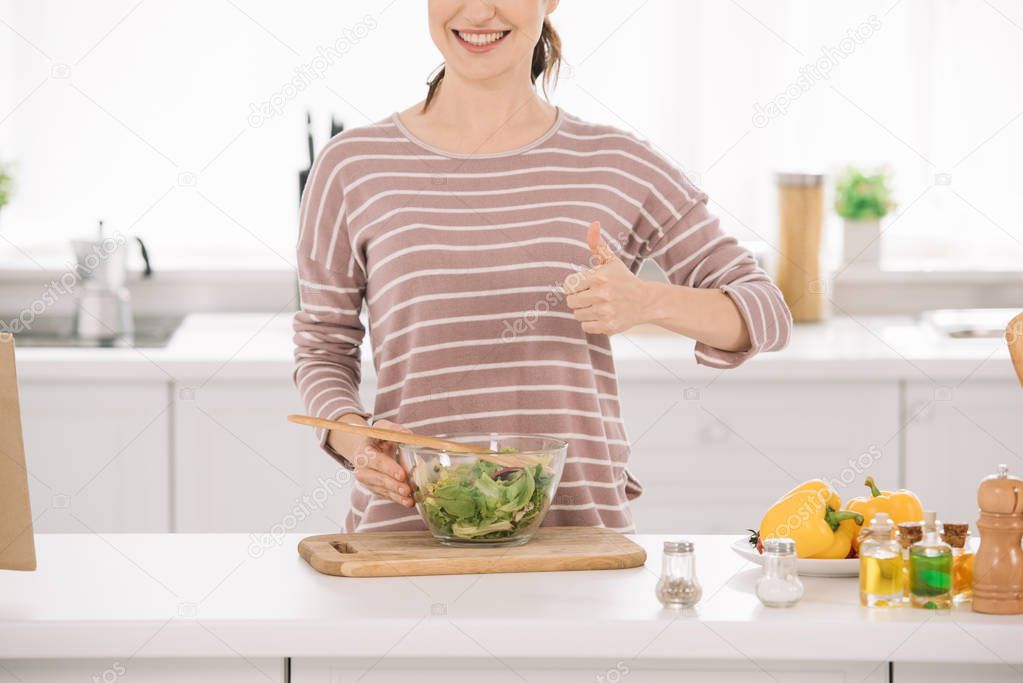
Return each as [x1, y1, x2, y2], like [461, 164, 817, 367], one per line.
[846, 476, 924, 551]
[809, 516, 860, 559]
[758, 481, 863, 558]
[777, 478, 842, 511]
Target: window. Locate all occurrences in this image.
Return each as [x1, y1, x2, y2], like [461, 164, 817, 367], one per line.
[1, 0, 1019, 271]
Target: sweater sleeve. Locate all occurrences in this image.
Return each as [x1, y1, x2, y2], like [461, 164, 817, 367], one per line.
[292, 141, 371, 468]
[637, 157, 792, 368]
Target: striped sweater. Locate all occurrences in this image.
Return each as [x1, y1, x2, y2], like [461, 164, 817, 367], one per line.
[293, 107, 792, 533]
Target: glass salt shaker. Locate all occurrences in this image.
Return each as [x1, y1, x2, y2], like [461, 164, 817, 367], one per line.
[756, 538, 804, 608]
[656, 540, 703, 608]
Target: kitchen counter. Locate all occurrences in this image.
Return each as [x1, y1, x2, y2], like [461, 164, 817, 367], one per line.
[11, 311, 1019, 545]
[10, 311, 1013, 382]
[1, 533, 1020, 666]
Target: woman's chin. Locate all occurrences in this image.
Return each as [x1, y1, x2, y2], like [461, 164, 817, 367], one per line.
[446, 61, 514, 84]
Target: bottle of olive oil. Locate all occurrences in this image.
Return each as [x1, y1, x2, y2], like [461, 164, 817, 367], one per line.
[859, 512, 904, 607]
[942, 523, 974, 603]
[909, 511, 953, 609]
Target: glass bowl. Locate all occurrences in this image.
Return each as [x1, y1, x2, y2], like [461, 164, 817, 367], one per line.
[399, 433, 567, 547]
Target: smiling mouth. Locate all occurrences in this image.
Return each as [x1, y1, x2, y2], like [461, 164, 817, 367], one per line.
[452, 29, 511, 48]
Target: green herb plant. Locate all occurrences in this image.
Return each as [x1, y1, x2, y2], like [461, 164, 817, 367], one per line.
[0, 162, 12, 211]
[834, 167, 895, 221]
[411, 453, 554, 541]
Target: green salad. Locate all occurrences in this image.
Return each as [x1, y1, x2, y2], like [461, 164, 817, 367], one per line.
[411, 453, 554, 541]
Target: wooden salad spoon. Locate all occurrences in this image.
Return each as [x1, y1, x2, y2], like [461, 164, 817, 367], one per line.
[287, 415, 553, 471]
[1006, 312, 1023, 387]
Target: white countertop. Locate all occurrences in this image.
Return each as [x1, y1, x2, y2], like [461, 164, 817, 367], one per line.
[11, 312, 1013, 383]
[1, 534, 1019, 663]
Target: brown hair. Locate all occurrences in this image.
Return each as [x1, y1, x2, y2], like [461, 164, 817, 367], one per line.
[422, 18, 562, 112]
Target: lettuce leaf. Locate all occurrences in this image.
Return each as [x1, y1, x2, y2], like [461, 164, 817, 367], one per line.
[411, 454, 553, 541]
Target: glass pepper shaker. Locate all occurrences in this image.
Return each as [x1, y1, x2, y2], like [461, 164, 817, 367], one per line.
[656, 540, 702, 608]
[756, 538, 805, 608]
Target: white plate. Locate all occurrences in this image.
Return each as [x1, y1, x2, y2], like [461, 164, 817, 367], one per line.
[730, 538, 859, 578]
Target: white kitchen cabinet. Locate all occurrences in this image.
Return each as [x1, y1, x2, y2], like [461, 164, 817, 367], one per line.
[173, 378, 376, 533]
[0, 658, 283, 682]
[18, 380, 171, 533]
[895, 663, 1021, 682]
[618, 380, 901, 534]
[291, 659, 887, 683]
[904, 381, 1023, 526]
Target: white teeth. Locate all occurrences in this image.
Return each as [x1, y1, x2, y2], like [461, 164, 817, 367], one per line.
[457, 30, 506, 46]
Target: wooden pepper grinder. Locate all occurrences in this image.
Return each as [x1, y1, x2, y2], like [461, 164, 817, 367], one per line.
[972, 463, 1023, 614]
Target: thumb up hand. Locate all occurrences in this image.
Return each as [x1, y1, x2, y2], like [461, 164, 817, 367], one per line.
[587, 220, 617, 266]
[564, 221, 649, 335]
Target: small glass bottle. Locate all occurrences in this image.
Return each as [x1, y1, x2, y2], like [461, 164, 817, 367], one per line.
[756, 538, 804, 608]
[656, 540, 702, 608]
[897, 522, 923, 602]
[941, 522, 974, 603]
[909, 511, 953, 609]
[859, 513, 904, 607]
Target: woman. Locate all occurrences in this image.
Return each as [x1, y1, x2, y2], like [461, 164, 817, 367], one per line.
[293, 0, 792, 533]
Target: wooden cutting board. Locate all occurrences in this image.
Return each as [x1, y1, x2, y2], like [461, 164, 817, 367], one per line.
[298, 526, 647, 577]
[0, 334, 36, 571]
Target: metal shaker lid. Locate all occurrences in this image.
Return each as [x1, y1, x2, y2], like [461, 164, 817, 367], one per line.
[763, 537, 797, 555]
[664, 540, 694, 554]
[776, 172, 825, 187]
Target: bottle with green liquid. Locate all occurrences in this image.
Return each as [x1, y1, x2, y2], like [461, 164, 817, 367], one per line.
[909, 510, 953, 609]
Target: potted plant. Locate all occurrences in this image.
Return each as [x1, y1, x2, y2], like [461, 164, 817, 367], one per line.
[0, 161, 12, 230]
[834, 166, 895, 268]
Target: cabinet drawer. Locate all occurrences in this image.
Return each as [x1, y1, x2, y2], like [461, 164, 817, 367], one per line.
[0, 658, 283, 682]
[173, 378, 375, 533]
[292, 659, 886, 683]
[19, 381, 171, 533]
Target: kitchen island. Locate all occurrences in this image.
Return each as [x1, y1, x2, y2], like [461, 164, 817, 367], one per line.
[1, 534, 1020, 683]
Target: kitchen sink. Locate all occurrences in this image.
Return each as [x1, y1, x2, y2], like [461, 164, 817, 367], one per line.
[922, 308, 1016, 339]
[4, 315, 184, 348]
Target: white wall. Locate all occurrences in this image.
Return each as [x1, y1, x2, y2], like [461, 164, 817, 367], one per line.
[2, 0, 433, 264]
[0, 0, 15, 188]
[1, 0, 1022, 270]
